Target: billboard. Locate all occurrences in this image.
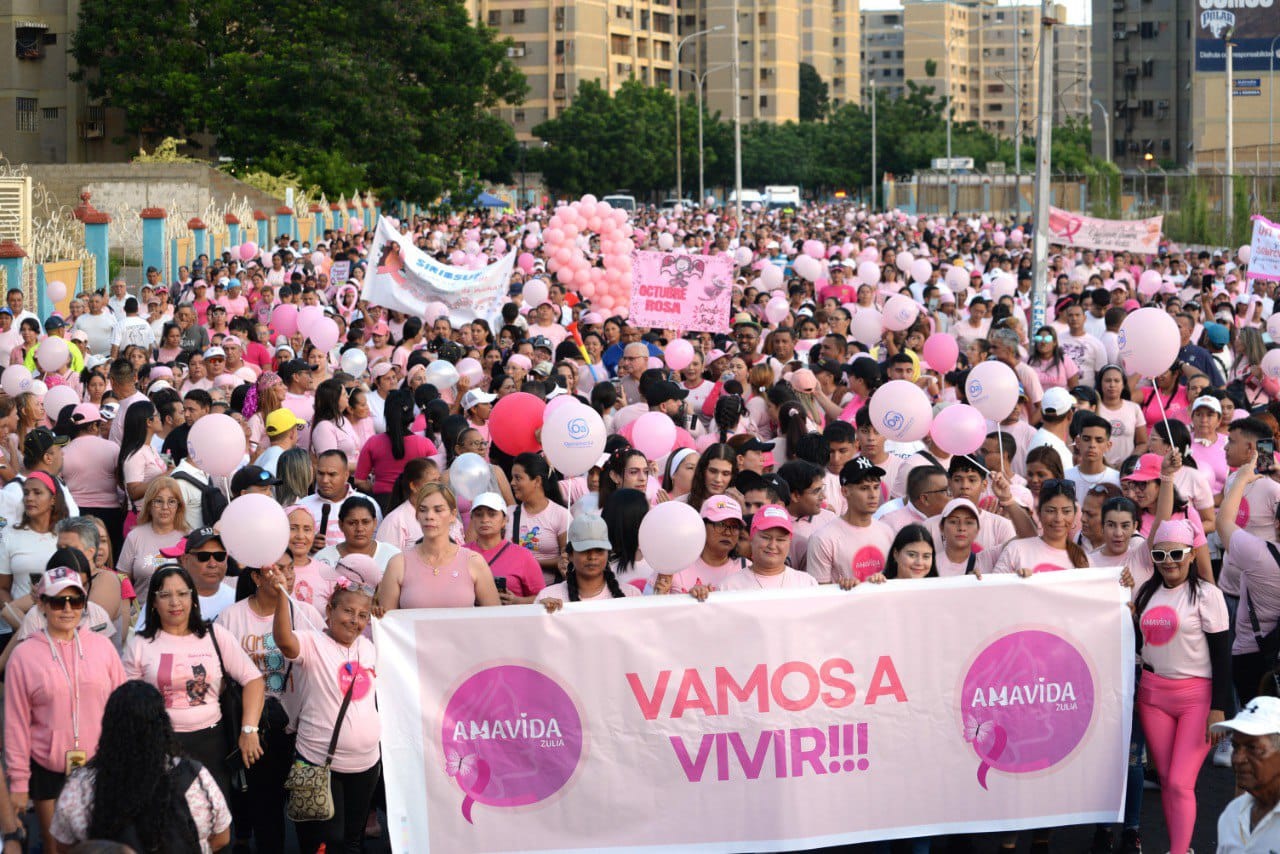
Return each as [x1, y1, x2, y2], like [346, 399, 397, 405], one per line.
[1195, 0, 1280, 72]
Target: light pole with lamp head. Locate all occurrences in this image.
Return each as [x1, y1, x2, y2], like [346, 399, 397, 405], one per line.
[680, 62, 732, 205]
[675, 25, 725, 202]
[1269, 34, 1279, 204]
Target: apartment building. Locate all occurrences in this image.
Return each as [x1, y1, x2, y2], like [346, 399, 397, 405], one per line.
[862, 10, 907, 101]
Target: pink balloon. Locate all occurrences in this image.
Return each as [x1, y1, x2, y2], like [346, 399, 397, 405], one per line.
[658, 233, 675, 251]
[1239, 245, 1252, 265]
[36, 337, 70, 373]
[239, 241, 258, 262]
[991, 273, 1017, 301]
[523, 279, 549, 308]
[665, 339, 695, 371]
[802, 240, 825, 259]
[46, 280, 68, 302]
[1119, 307, 1180, 377]
[930, 404, 988, 456]
[765, 297, 791, 325]
[310, 251, 325, 267]
[965, 361, 1020, 421]
[882, 295, 920, 332]
[489, 392, 545, 455]
[297, 305, 326, 337]
[759, 264, 784, 290]
[909, 258, 933, 285]
[1262, 350, 1280, 380]
[271, 304, 299, 337]
[632, 411, 677, 459]
[1138, 270, 1163, 298]
[850, 309, 883, 347]
[517, 252, 536, 274]
[524, 234, 539, 250]
[1268, 314, 1280, 342]
[895, 251, 914, 274]
[922, 334, 960, 373]
[793, 255, 821, 282]
[647, 356, 663, 370]
[456, 357, 483, 385]
[309, 317, 340, 352]
[868, 380, 933, 442]
[857, 261, 881, 286]
[220, 494, 290, 568]
[43, 385, 78, 421]
[993, 232, 1008, 248]
[945, 267, 969, 290]
[187, 413, 247, 477]
[637, 501, 706, 573]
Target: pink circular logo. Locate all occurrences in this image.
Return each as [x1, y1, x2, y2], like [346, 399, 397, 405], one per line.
[337, 661, 373, 701]
[441, 665, 583, 823]
[959, 630, 1095, 788]
[851, 545, 886, 581]
[1032, 562, 1066, 574]
[1237, 497, 1251, 528]
[1140, 605, 1179, 646]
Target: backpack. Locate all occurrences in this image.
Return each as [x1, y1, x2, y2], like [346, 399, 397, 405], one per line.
[172, 471, 228, 526]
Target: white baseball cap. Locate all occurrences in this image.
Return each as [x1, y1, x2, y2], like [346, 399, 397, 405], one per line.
[461, 389, 497, 411]
[470, 492, 506, 514]
[1041, 386, 1075, 417]
[1212, 696, 1280, 736]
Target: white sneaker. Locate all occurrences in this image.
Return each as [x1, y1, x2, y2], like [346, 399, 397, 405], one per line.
[1214, 736, 1233, 768]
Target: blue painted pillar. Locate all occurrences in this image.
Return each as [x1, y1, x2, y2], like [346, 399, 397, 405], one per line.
[189, 218, 208, 262]
[311, 205, 325, 238]
[275, 207, 295, 244]
[141, 207, 167, 280]
[73, 192, 111, 293]
[226, 215, 242, 250]
[253, 211, 269, 248]
[0, 243, 25, 306]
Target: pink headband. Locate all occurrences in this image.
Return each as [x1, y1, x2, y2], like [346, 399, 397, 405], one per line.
[27, 471, 57, 496]
[508, 354, 532, 371]
[1152, 520, 1195, 548]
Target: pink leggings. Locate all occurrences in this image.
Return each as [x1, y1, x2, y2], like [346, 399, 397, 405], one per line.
[1136, 672, 1211, 854]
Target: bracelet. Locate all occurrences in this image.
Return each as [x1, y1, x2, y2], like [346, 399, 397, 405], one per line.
[2, 603, 20, 626]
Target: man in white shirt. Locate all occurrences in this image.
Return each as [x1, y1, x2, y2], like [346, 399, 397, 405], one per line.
[1214, 697, 1280, 853]
[111, 297, 157, 352]
[1056, 298, 1108, 388]
[73, 291, 120, 358]
[1028, 387, 1075, 475]
[107, 277, 131, 320]
[296, 449, 380, 552]
[5, 288, 40, 333]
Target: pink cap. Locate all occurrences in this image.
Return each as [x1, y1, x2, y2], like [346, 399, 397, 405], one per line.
[335, 553, 383, 589]
[160, 538, 189, 558]
[39, 566, 85, 598]
[70, 402, 101, 424]
[1152, 520, 1195, 547]
[700, 495, 744, 524]
[371, 321, 390, 336]
[705, 349, 727, 364]
[508, 353, 532, 371]
[1123, 299, 1141, 311]
[370, 362, 395, 379]
[582, 312, 604, 325]
[1123, 453, 1163, 483]
[790, 368, 818, 393]
[150, 365, 174, 379]
[750, 504, 794, 536]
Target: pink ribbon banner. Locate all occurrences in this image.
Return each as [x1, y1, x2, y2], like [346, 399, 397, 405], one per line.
[1248, 215, 1280, 282]
[1047, 206, 1163, 255]
[628, 250, 734, 334]
[376, 571, 1134, 853]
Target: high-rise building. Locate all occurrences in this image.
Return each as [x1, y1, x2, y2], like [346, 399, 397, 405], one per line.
[859, 1, 1089, 141]
[0, 0, 131, 163]
[467, 0, 679, 142]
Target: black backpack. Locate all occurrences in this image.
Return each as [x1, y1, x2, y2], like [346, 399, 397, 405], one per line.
[172, 471, 229, 526]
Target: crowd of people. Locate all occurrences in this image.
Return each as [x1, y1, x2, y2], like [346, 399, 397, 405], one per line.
[0, 200, 1274, 853]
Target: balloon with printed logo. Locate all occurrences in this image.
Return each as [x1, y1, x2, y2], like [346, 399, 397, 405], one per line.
[542, 403, 607, 477]
[339, 349, 368, 377]
[1118, 307, 1179, 377]
[930, 404, 988, 456]
[1268, 314, 1280, 342]
[882, 294, 920, 332]
[187, 413, 247, 477]
[638, 502, 706, 573]
[220, 494, 290, 568]
[965, 361, 1020, 421]
[46, 280, 68, 303]
[868, 380, 932, 442]
[850, 309, 883, 348]
[489, 393, 545, 455]
[922, 333, 960, 373]
[36, 337, 70, 373]
[1, 364, 33, 397]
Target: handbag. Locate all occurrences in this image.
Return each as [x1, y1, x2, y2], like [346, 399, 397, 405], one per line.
[284, 676, 357, 822]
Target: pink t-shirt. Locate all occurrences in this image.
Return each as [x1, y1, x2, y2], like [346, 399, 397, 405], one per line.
[467, 542, 545, 598]
[292, 559, 338, 613]
[354, 434, 438, 496]
[991, 537, 1088, 574]
[311, 419, 361, 460]
[720, 567, 819, 590]
[288, 630, 380, 773]
[1227, 530, 1280, 655]
[924, 509, 1017, 556]
[1138, 580, 1229, 679]
[63, 436, 122, 508]
[1220, 474, 1280, 597]
[123, 624, 262, 732]
[787, 508, 837, 574]
[936, 546, 995, 577]
[535, 580, 641, 602]
[804, 516, 896, 583]
[506, 501, 572, 567]
[1030, 355, 1078, 391]
[1173, 466, 1215, 514]
[1099, 400, 1145, 467]
[1090, 544, 1155, 596]
[376, 501, 422, 553]
[1141, 386, 1191, 430]
[661, 555, 749, 593]
[122, 444, 166, 509]
[216, 597, 324, 725]
[117, 524, 185, 602]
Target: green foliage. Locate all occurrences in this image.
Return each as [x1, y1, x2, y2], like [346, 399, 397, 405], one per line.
[924, 59, 938, 78]
[72, 0, 527, 202]
[132, 138, 199, 163]
[799, 64, 829, 122]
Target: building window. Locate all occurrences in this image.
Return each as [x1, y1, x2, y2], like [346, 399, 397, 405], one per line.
[42, 107, 59, 120]
[555, 7, 565, 28]
[555, 39, 565, 56]
[512, 8, 525, 23]
[1140, 99, 1154, 117]
[758, 11, 767, 25]
[487, 10, 501, 26]
[760, 95, 769, 108]
[653, 13, 671, 33]
[16, 98, 38, 133]
[611, 34, 630, 54]
[514, 109, 526, 124]
[989, 103, 1003, 112]
[15, 26, 46, 59]
[1139, 21, 1156, 39]
[555, 72, 566, 89]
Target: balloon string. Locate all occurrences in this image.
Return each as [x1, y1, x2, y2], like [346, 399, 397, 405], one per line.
[997, 431, 1005, 476]
[275, 583, 330, 633]
[1151, 384, 1173, 451]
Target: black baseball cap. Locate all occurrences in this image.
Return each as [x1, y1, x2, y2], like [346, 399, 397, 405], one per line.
[23, 427, 68, 459]
[736, 437, 776, 453]
[278, 359, 311, 383]
[840, 456, 886, 485]
[644, 380, 689, 406]
[230, 465, 281, 495]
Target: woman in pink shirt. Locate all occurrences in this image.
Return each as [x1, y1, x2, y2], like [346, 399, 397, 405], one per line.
[345, 387, 377, 448]
[378, 484, 501, 610]
[261, 565, 381, 854]
[4, 567, 125, 852]
[286, 505, 337, 612]
[354, 389, 437, 513]
[1027, 325, 1079, 391]
[124, 565, 265, 800]
[117, 477, 189, 602]
[116, 401, 166, 521]
[309, 378, 360, 460]
[537, 513, 641, 609]
[1133, 520, 1231, 854]
[992, 479, 1093, 574]
[61, 403, 125, 542]
[1140, 365, 1194, 430]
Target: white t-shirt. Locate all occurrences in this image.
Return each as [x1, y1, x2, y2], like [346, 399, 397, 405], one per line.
[1028, 429, 1073, 476]
[1065, 466, 1121, 503]
[0, 527, 58, 600]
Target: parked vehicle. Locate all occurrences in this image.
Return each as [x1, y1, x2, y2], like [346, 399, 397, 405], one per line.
[765, 185, 802, 209]
[601, 194, 637, 212]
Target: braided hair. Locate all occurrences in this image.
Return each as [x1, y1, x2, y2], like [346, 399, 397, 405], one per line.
[564, 551, 627, 601]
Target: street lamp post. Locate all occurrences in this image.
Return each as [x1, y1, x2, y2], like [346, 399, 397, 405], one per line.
[732, 0, 743, 227]
[871, 78, 878, 211]
[1226, 29, 1236, 242]
[1092, 99, 1111, 165]
[687, 62, 731, 204]
[1029, 0, 1056, 332]
[1143, 151, 1154, 211]
[675, 25, 724, 202]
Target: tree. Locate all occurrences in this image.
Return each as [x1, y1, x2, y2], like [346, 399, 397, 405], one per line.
[924, 59, 938, 78]
[71, 0, 527, 202]
[799, 63, 829, 122]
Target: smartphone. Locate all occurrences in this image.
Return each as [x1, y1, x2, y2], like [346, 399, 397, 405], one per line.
[494, 576, 507, 593]
[1259, 438, 1276, 474]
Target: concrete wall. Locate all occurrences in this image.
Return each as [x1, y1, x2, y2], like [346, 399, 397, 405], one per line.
[25, 162, 281, 219]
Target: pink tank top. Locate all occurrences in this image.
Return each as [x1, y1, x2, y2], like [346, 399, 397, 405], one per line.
[399, 546, 477, 609]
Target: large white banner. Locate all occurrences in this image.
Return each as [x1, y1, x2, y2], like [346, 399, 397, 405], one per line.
[363, 217, 516, 325]
[1248, 215, 1280, 282]
[376, 571, 1134, 853]
[1047, 206, 1163, 255]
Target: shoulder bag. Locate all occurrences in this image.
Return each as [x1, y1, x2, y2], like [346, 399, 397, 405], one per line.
[283, 674, 358, 822]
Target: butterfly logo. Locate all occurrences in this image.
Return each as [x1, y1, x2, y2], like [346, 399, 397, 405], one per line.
[963, 715, 996, 750]
[445, 749, 480, 785]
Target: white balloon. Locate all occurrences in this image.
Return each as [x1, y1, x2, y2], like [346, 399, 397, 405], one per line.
[339, 349, 368, 377]
[450, 453, 491, 501]
[425, 360, 460, 390]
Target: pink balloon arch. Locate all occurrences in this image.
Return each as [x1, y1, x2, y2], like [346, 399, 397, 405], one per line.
[542, 195, 634, 313]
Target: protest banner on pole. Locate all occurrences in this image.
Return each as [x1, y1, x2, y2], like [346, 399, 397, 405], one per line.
[364, 217, 516, 326]
[1247, 215, 1280, 282]
[629, 250, 733, 333]
[1046, 207, 1163, 255]
[376, 571, 1134, 853]
[328, 260, 351, 285]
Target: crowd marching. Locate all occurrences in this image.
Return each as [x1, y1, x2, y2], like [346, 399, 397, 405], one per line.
[0, 199, 1275, 854]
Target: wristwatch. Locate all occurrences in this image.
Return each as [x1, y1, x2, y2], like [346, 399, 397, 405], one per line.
[2, 828, 24, 844]
[241, 725, 259, 734]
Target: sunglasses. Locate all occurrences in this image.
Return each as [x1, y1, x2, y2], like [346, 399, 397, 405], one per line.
[1040, 478, 1078, 499]
[192, 551, 227, 563]
[1151, 547, 1190, 563]
[1033, 334, 1055, 344]
[42, 594, 87, 610]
